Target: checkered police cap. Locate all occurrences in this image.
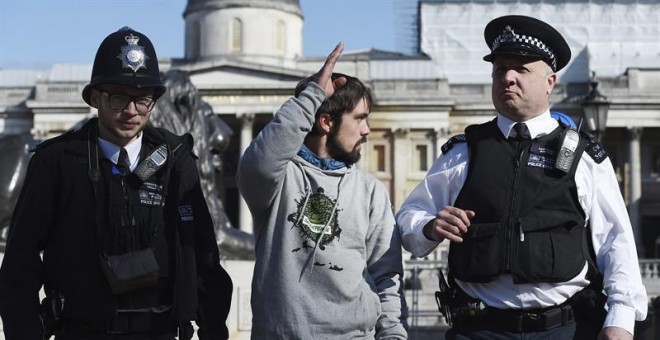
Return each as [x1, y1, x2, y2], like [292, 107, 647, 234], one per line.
[483, 15, 571, 72]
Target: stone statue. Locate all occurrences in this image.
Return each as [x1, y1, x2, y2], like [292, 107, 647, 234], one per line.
[0, 70, 254, 259]
[151, 69, 254, 260]
[0, 134, 37, 252]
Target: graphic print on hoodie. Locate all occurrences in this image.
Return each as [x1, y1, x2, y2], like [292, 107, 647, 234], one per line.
[287, 187, 344, 270]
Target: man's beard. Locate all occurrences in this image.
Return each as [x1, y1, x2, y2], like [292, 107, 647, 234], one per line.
[326, 129, 365, 166]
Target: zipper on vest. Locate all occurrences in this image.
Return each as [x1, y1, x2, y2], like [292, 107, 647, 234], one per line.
[506, 142, 528, 271]
[515, 146, 527, 243]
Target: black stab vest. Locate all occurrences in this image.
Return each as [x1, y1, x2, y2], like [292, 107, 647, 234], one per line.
[449, 120, 588, 284]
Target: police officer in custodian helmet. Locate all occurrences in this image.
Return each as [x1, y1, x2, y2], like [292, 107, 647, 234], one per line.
[0, 27, 233, 339]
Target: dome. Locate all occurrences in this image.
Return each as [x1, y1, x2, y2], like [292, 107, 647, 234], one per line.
[183, 0, 304, 66]
[185, 0, 302, 17]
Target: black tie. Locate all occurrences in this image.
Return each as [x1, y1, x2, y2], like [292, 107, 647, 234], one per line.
[513, 123, 530, 140]
[117, 148, 130, 176]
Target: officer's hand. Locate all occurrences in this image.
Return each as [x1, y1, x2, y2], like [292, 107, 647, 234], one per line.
[312, 42, 346, 98]
[422, 206, 475, 243]
[597, 326, 632, 340]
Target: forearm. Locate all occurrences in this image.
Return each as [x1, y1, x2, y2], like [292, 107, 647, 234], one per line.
[396, 183, 442, 257]
[586, 157, 648, 334]
[600, 234, 646, 334]
[374, 271, 407, 340]
[237, 83, 325, 212]
[0, 156, 53, 339]
[238, 82, 324, 178]
[0, 234, 44, 338]
[372, 259, 407, 339]
[368, 200, 407, 339]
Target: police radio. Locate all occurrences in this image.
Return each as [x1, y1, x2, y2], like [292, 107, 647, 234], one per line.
[555, 129, 579, 173]
[133, 144, 168, 182]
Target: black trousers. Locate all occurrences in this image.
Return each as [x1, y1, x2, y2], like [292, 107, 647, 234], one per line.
[55, 330, 176, 340]
[445, 319, 599, 340]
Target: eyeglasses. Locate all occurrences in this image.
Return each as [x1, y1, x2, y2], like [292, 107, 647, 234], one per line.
[100, 91, 156, 114]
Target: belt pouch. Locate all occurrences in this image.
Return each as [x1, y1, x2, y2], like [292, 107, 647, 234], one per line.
[99, 248, 160, 295]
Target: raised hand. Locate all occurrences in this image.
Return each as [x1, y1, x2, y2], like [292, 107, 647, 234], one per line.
[312, 42, 346, 98]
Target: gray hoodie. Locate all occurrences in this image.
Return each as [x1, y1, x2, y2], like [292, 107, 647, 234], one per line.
[237, 83, 407, 339]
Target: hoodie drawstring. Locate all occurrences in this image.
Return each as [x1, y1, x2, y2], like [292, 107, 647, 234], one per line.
[298, 171, 345, 281]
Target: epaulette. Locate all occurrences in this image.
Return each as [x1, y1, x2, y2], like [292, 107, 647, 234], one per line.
[150, 127, 196, 159]
[441, 134, 466, 154]
[29, 129, 74, 153]
[580, 131, 608, 164]
[182, 133, 198, 159]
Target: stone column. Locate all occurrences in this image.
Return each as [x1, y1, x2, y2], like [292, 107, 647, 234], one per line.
[628, 127, 643, 256]
[238, 113, 255, 234]
[392, 128, 409, 208]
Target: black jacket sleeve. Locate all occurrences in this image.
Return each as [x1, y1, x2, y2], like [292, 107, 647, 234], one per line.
[0, 152, 57, 339]
[169, 134, 233, 339]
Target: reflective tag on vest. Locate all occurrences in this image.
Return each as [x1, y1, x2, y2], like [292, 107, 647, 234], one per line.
[527, 142, 556, 170]
[138, 182, 165, 207]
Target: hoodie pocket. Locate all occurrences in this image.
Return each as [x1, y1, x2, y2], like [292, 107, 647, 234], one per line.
[362, 272, 382, 323]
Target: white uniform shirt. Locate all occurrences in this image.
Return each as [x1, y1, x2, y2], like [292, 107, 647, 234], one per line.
[396, 111, 648, 334]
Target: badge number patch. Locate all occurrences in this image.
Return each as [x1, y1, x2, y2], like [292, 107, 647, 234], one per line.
[139, 190, 164, 207]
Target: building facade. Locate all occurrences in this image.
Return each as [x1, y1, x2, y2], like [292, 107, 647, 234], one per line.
[1, 0, 659, 257]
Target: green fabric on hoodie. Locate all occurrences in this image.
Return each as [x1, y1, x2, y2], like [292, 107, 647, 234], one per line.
[237, 83, 407, 339]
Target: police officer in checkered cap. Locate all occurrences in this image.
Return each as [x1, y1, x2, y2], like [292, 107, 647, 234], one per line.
[0, 27, 233, 339]
[396, 15, 647, 339]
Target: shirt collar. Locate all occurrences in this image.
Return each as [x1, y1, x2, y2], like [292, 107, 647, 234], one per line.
[497, 110, 558, 139]
[98, 133, 143, 171]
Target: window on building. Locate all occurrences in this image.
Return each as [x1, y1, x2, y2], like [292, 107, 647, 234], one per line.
[653, 147, 660, 177]
[374, 144, 386, 172]
[275, 20, 286, 55]
[231, 18, 243, 52]
[415, 144, 429, 171]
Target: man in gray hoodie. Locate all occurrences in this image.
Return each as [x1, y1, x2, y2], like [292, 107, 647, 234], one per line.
[236, 43, 407, 339]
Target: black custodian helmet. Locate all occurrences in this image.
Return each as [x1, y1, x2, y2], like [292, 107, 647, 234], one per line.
[82, 27, 166, 106]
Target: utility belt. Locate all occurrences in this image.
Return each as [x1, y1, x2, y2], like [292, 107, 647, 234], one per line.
[451, 301, 575, 333]
[435, 267, 606, 333]
[64, 312, 177, 333]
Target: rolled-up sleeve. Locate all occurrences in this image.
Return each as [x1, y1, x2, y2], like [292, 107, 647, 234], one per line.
[396, 145, 469, 257]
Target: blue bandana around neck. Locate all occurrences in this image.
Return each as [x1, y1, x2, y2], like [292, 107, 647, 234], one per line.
[297, 144, 347, 170]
